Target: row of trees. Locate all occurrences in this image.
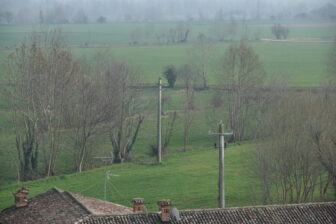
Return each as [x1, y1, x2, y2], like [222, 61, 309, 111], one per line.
[254, 40, 336, 203]
[206, 40, 336, 202]
[205, 39, 336, 203]
[130, 23, 191, 46]
[2, 0, 333, 24]
[255, 89, 336, 204]
[0, 8, 95, 25]
[129, 20, 250, 47]
[7, 30, 145, 181]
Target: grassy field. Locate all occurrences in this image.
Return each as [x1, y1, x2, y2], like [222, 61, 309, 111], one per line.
[1, 141, 333, 211]
[0, 143, 261, 211]
[0, 42, 332, 86]
[0, 20, 335, 48]
[0, 20, 335, 209]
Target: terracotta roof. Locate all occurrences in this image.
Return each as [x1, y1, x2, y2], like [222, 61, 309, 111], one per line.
[68, 192, 132, 215]
[0, 187, 90, 224]
[77, 201, 336, 224]
[0, 187, 132, 224]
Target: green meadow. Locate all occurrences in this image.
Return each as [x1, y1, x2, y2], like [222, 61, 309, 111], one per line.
[0, 20, 335, 210]
[0, 144, 262, 211]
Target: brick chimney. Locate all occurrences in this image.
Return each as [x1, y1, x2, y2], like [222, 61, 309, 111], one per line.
[13, 187, 29, 208]
[157, 199, 171, 222]
[132, 198, 144, 213]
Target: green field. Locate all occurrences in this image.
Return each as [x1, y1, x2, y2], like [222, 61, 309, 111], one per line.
[0, 20, 335, 210]
[0, 42, 332, 86]
[0, 143, 261, 211]
[0, 20, 335, 48]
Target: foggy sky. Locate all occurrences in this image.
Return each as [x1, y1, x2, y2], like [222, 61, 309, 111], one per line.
[0, 0, 334, 23]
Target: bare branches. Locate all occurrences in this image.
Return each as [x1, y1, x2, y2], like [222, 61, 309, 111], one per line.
[7, 29, 78, 179]
[219, 42, 266, 142]
[255, 91, 336, 204]
[103, 62, 144, 163]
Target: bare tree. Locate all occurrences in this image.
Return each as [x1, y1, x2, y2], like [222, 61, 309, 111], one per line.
[7, 29, 78, 177]
[149, 111, 177, 156]
[66, 61, 111, 173]
[327, 39, 336, 82]
[178, 64, 196, 152]
[308, 91, 336, 195]
[176, 22, 190, 43]
[162, 111, 177, 154]
[189, 33, 213, 89]
[255, 92, 332, 204]
[7, 44, 40, 181]
[220, 41, 266, 142]
[104, 62, 144, 163]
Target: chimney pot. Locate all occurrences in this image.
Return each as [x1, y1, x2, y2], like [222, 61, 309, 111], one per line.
[157, 199, 171, 222]
[13, 187, 29, 208]
[132, 198, 145, 213]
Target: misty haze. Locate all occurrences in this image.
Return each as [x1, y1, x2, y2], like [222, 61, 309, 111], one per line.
[0, 0, 335, 223]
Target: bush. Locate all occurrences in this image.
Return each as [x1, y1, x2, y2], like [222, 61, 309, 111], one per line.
[97, 16, 106, 23]
[271, 24, 289, 39]
[163, 65, 177, 88]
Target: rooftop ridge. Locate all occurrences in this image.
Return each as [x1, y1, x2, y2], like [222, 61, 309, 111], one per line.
[62, 191, 93, 215]
[69, 192, 132, 210]
[177, 201, 336, 212]
[80, 200, 336, 217]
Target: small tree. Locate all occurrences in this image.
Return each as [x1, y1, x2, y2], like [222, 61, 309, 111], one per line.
[163, 65, 177, 88]
[271, 24, 290, 39]
[97, 16, 106, 23]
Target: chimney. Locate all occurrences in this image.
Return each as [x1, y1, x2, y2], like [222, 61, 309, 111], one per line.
[132, 198, 145, 213]
[157, 199, 171, 222]
[13, 187, 29, 208]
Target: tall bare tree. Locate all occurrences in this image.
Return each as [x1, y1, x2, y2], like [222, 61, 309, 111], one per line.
[178, 64, 196, 152]
[66, 60, 111, 173]
[220, 41, 266, 142]
[189, 33, 213, 89]
[7, 29, 78, 178]
[104, 62, 144, 163]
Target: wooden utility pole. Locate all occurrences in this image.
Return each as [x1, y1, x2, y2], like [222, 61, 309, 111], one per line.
[157, 77, 162, 163]
[208, 121, 233, 208]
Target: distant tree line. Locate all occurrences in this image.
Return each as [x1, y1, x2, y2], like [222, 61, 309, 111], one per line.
[1, 1, 335, 25]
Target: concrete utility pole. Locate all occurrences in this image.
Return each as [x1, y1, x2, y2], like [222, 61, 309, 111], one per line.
[208, 121, 233, 208]
[157, 77, 162, 163]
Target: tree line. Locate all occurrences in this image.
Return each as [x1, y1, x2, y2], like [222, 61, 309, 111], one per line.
[6, 29, 146, 180]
